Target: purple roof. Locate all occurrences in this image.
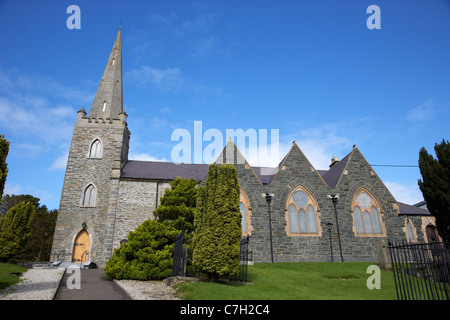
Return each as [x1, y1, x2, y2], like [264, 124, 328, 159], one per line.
[398, 202, 431, 216]
[121, 160, 209, 181]
[319, 152, 351, 188]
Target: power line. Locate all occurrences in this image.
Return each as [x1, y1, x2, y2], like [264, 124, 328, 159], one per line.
[370, 164, 419, 168]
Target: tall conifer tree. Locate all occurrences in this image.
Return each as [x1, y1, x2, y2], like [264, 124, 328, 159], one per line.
[193, 164, 241, 281]
[418, 139, 450, 242]
[0, 201, 35, 262]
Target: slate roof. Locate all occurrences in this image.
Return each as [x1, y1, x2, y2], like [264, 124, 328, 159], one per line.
[319, 152, 352, 188]
[121, 160, 209, 181]
[254, 167, 277, 184]
[398, 202, 431, 216]
[121, 147, 432, 217]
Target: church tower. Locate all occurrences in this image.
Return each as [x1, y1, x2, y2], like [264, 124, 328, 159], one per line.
[51, 29, 130, 267]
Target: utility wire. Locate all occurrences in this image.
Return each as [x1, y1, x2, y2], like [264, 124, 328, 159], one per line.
[370, 164, 419, 167]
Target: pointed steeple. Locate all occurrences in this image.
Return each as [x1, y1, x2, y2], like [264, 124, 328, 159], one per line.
[88, 29, 123, 119]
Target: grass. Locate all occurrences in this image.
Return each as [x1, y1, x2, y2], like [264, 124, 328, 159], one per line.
[177, 262, 398, 300]
[0, 262, 28, 290]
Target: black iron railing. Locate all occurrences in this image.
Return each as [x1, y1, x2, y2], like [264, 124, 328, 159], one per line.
[239, 235, 250, 282]
[388, 240, 450, 300]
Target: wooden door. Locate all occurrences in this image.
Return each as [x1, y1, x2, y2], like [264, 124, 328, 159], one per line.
[72, 229, 90, 262]
[426, 225, 437, 243]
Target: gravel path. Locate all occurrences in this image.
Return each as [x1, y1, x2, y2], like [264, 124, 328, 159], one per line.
[0, 268, 179, 300]
[115, 280, 180, 300]
[0, 268, 65, 300]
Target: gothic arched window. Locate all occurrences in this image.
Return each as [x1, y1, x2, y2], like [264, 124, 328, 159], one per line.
[352, 189, 385, 237]
[404, 219, 417, 243]
[240, 189, 252, 236]
[89, 139, 102, 158]
[82, 184, 96, 207]
[286, 186, 320, 236]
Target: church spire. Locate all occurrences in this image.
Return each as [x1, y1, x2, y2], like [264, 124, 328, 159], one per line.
[88, 29, 123, 119]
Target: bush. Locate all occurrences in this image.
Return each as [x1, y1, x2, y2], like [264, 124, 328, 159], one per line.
[153, 177, 198, 232]
[105, 220, 179, 280]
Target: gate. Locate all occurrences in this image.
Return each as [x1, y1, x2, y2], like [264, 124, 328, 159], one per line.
[388, 240, 450, 300]
[172, 230, 187, 276]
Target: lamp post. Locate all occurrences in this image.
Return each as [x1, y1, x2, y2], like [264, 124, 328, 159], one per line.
[325, 222, 334, 262]
[329, 194, 344, 262]
[265, 192, 274, 263]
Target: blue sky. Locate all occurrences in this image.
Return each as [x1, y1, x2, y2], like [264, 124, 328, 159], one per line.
[0, 0, 449, 210]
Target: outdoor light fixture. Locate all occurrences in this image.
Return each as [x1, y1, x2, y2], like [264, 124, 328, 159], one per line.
[82, 221, 87, 230]
[325, 222, 334, 262]
[328, 194, 344, 262]
[265, 192, 274, 263]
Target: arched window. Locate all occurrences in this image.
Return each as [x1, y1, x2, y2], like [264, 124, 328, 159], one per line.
[240, 190, 252, 236]
[82, 184, 96, 207]
[352, 189, 385, 236]
[286, 187, 320, 236]
[404, 219, 417, 243]
[89, 139, 102, 158]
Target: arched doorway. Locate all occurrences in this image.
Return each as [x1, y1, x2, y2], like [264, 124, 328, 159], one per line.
[72, 229, 90, 263]
[426, 225, 437, 243]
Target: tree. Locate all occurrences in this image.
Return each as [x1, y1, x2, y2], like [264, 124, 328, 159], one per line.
[104, 220, 179, 280]
[105, 177, 198, 280]
[153, 177, 198, 232]
[0, 134, 10, 201]
[418, 139, 450, 242]
[0, 201, 35, 262]
[0, 194, 58, 262]
[0, 194, 41, 216]
[193, 164, 241, 281]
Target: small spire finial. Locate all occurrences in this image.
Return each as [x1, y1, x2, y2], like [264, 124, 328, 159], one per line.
[120, 20, 122, 30]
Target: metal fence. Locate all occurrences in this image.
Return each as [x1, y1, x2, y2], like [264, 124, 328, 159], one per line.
[239, 235, 250, 282]
[388, 240, 450, 300]
[172, 233, 250, 281]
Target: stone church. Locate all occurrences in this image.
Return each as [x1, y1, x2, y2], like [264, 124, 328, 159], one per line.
[50, 29, 437, 267]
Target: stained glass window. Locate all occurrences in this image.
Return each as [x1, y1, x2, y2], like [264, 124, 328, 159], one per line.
[353, 190, 383, 236]
[287, 187, 319, 235]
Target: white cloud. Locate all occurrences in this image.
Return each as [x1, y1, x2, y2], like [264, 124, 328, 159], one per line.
[407, 99, 434, 122]
[129, 152, 168, 162]
[126, 65, 225, 96]
[384, 181, 423, 205]
[126, 66, 183, 93]
[282, 123, 354, 170]
[48, 152, 69, 171]
[4, 183, 23, 195]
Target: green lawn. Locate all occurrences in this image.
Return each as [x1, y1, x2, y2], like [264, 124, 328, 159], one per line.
[0, 262, 28, 290]
[177, 262, 398, 300]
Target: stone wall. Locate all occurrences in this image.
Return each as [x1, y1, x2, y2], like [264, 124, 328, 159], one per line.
[51, 111, 129, 266]
[234, 144, 426, 263]
[112, 180, 171, 250]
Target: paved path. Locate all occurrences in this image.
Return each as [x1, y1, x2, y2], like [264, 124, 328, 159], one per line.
[54, 269, 131, 300]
